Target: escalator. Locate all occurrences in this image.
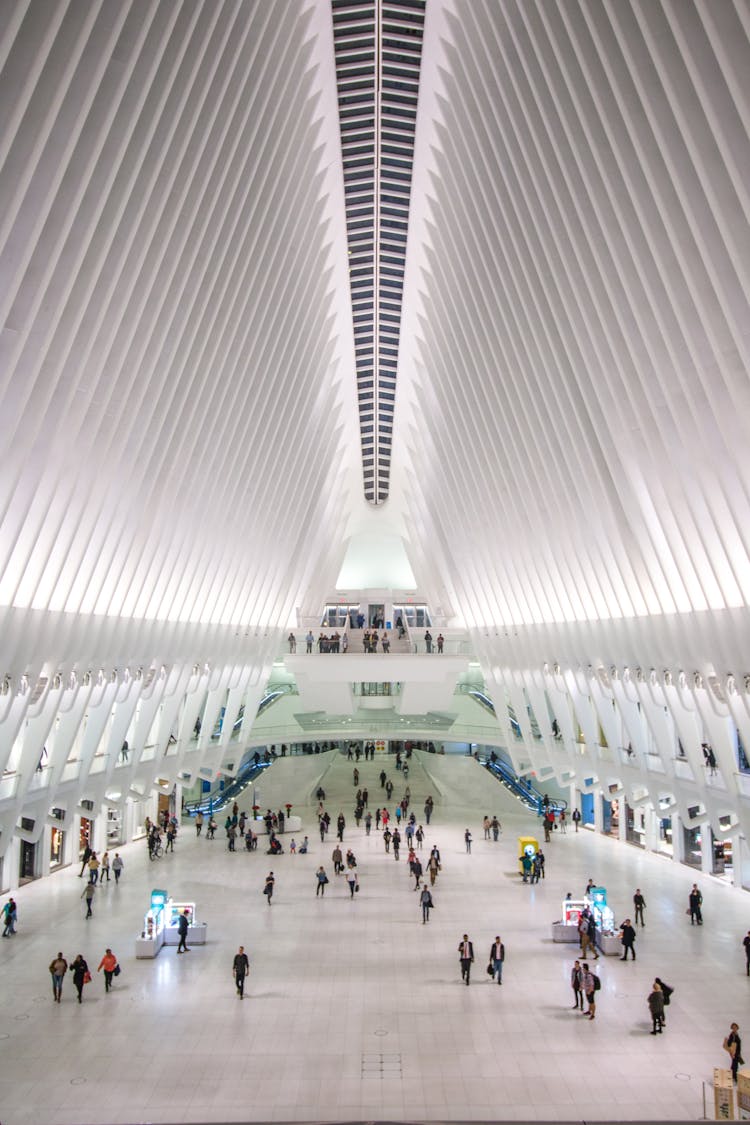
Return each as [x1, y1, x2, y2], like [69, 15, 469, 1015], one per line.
[184, 757, 270, 816]
[484, 755, 567, 815]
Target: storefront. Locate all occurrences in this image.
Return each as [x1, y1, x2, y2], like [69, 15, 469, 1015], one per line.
[19, 819, 37, 882]
[49, 827, 65, 870]
[107, 807, 123, 846]
[625, 802, 645, 847]
[79, 816, 94, 856]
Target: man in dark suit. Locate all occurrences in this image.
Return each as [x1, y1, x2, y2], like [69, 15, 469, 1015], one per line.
[458, 934, 474, 985]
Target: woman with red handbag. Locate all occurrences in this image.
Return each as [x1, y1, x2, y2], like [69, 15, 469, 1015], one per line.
[71, 954, 90, 1004]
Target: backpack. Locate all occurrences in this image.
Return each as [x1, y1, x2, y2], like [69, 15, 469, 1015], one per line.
[593, 974, 601, 991]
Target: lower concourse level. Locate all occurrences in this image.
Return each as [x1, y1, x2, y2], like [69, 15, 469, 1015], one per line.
[0, 750, 747, 1125]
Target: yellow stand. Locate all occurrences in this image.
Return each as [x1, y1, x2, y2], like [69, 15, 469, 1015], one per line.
[517, 836, 539, 874]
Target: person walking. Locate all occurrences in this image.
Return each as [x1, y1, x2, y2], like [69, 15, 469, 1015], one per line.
[233, 946, 249, 998]
[412, 856, 423, 889]
[744, 931, 750, 976]
[87, 852, 100, 883]
[633, 889, 646, 927]
[97, 948, 118, 993]
[620, 919, 637, 960]
[316, 867, 329, 896]
[559, 809, 567, 833]
[491, 816, 500, 841]
[79, 841, 92, 877]
[464, 829, 472, 854]
[2, 897, 17, 937]
[428, 852, 440, 886]
[176, 909, 190, 953]
[392, 828, 401, 860]
[724, 1023, 744, 1083]
[263, 871, 275, 906]
[81, 881, 96, 918]
[287, 632, 296, 653]
[346, 870, 358, 898]
[99, 851, 111, 882]
[688, 884, 703, 925]
[416, 824, 424, 850]
[571, 960, 584, 1010]
[337, 813, 345, 842]
[111, 853, 124, 884]
[489, 936, 505, 985]
[458, 934, 474, 985]
[331, 845, 343, 875]
[420, 886, 433, 923]
[581, 962, 598, 1019]
[195, 812, 204, 836]
[71, 954, 90, 1003]
[647, 981, 665, 1034]
[572, 808, 581, 832]
[49, 952, 68, 1002]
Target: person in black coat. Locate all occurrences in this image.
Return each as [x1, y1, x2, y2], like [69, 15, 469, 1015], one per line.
[233, 946, 249, 998]
[620, 919, 637, 960]
[177, 910, 190, 953]
[489, 936, 505, 985]
[71, 954, 89, 1003]
[654, 977, 673, 1023]
[725, 1023, 744, 1083]
[458, 935, 474, 985]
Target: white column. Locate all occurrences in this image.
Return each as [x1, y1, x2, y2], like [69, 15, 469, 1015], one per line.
[732, 834, 750, 890]
[618, 801, 627, 843]
[671, 811, 685, 863]
[644, 805, 658, 852]
[593, 789, 603, 833]
[700, 825, 714, 875]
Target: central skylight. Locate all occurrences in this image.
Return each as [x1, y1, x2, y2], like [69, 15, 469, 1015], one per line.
[332, 0, 426, 504]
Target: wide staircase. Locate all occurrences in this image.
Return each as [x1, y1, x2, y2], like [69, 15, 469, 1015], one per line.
[317, 748, 439, 820]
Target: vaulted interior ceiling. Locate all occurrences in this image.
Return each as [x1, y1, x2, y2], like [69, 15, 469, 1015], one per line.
[0, 0, 748, 645]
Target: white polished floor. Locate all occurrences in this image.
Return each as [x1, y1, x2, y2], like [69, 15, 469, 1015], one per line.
[0, 753, 747, 1124]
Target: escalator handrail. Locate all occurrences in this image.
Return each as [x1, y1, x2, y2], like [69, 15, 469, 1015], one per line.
[184, 760, 270, 816]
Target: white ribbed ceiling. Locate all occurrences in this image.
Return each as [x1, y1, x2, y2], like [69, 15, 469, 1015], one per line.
[398, 0, 750, 629]
[0, 0, 358, 630]
[0, 0, 748, 639]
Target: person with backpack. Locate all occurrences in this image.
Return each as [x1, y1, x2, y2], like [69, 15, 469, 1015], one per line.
[263, 872, 275, 906]
[581, 962, 600, 1019]
[420, 886, 434, 923]
[571, 960, 584, 1010]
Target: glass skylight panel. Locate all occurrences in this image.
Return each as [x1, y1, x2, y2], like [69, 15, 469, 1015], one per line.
[332, 0, 425, 503]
